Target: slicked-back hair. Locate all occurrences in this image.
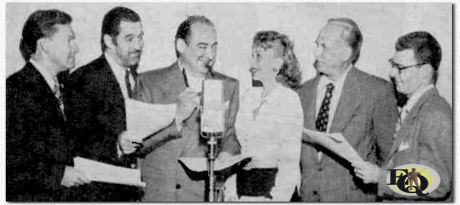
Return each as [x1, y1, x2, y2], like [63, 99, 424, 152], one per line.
[174, 15, 214, 57]
[20, 9, 72, 61]
[327, 18, 363, 65]
[100, 6, 141, 52]
[253, 30, 302, 90]
[395, 31, 442, 83]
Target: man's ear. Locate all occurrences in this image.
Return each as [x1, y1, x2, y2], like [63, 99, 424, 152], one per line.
[103, 34, 116, 50]
[176, 38, 187, 54]
[342, 46, 353, 62]
[37, 38, 49, 55]
[419, 64, 434, 83]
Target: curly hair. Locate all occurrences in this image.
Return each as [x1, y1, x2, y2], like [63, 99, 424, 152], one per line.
[253, 30, 302, 89]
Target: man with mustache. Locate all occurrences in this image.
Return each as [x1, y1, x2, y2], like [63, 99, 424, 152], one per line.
[297, 18, 398, 201]
[64, 6, 145, 201]
[135, 15, 241, 201]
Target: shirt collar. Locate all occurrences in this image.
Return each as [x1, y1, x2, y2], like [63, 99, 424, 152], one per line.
[263, 83, 285, 103]
[30, 59, 57, 91]
[318, 64, 352, 89]
[402, 84, 435, 113]
[105, 52, 129, 75]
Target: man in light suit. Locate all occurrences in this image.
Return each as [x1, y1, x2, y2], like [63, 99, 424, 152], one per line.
[297, 18, 398, 201]
[135, 15, 241, 201]
[354, 31, 452, 201]
[7, 9, 89, 201]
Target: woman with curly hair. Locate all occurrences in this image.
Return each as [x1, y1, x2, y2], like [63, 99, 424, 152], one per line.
[225, 30, 303, 201]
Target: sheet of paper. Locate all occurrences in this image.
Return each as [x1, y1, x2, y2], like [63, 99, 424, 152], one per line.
[73, 157, 146, 187]
[126, 99, 176, 141]
[302, 128, 364, 164]
[179, 154, 250, 172]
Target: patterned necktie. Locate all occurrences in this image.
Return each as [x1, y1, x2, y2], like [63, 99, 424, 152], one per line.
[53, 78, 65, 120]
[315, 83, 334, 132]
[125, 68, 138, 98]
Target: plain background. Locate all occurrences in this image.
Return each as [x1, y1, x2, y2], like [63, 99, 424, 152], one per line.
[5, 2, 452, 105]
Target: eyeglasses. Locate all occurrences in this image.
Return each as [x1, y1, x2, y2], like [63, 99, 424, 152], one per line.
[388, 59, 425, 74]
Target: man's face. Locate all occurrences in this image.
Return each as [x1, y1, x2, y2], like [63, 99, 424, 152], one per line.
[45, 24, 79, 71]
[180, 22, 217, 75]
[113, 21, 144, 67]
[251, 40, 284, 82]
[313, 24, 351, 75]
[389, 49, 425, 96]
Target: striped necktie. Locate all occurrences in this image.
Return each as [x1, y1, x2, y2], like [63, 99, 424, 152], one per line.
[53, 78, 65, 120]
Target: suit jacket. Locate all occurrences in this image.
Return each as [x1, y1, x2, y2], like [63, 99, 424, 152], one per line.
[135, 62, 241, 201]
[64, 55, 141, 201]
[297, 67, 398, 201]
[377, 87, 452, 201]
[6, 63, 71, 201]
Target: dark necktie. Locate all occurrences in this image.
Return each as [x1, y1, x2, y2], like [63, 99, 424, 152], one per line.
[315, 83, 334, 132]
[53, 78, 65, 120]
[125, 68, 138, 98]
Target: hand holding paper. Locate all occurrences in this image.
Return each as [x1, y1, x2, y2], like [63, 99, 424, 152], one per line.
[302, 128, 364, 165]
[352, 161, 381, 184]
[119, 130, 142, 155]
[175, 88, 200, 129]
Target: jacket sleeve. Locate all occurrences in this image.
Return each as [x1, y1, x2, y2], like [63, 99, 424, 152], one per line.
[372, 83, 398, 164]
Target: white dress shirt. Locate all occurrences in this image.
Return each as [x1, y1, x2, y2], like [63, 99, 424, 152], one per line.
[234, 84, 304, 201]
[105, 52, 133, 100]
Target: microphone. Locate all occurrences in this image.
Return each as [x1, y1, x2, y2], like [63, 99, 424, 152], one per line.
[201, 79, 225, 139]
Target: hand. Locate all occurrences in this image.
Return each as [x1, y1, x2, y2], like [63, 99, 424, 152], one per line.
[175, 88, 200, 125]
[61, 166, 91, 187]
[352, 161, 381, 184]
[118, 131, 142, 155]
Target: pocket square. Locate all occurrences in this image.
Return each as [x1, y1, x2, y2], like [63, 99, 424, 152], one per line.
[398, 141, 410, 152]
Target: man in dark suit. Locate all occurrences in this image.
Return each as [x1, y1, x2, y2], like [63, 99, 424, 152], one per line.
[135, 15, 241, 201]
[354, 31, 452, 201]
[297, 18, 398, 201]
[6, 9, 89, 201]
[64, 7, 146, 201]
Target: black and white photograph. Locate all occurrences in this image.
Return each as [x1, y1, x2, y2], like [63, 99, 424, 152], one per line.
[2, 1, 454, 202]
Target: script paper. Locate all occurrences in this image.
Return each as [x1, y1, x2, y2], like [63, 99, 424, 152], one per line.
[126, 99, 176, 141]
[73, 157, 146, 187]
[302, 129, 364, 164]
[179, 155, 250, 172]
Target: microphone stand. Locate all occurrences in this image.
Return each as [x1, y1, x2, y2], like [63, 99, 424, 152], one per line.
[202, 132, 222, 202]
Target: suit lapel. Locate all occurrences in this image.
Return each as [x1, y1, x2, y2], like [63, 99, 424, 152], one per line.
[160, 62, 187, 97]
[300, 76, 321, 164]
[305, 77, 320, 131]
[387, 88, 437, 159]
[330, 67, 360, 133]
[26, 63, 66, 122]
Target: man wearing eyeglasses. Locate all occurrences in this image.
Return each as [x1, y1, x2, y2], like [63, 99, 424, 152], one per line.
[353, 31, 452, 201]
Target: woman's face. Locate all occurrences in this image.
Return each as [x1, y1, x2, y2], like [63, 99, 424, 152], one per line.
[251, 41, 284, 82]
